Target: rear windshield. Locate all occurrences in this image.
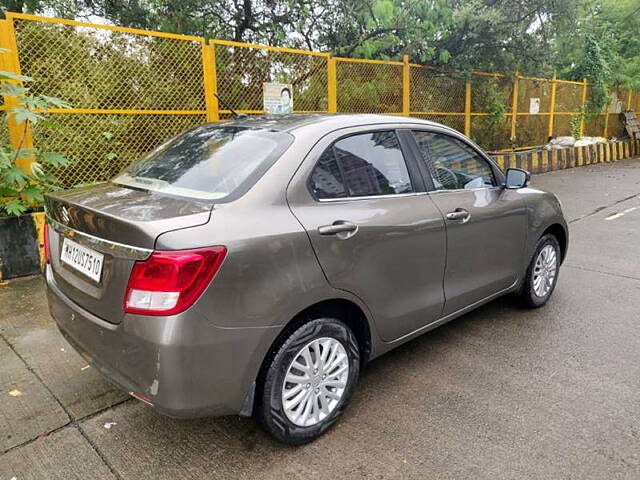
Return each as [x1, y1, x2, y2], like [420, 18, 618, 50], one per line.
[113, 125, 293, 201]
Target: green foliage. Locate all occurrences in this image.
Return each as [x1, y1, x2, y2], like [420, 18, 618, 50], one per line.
[0, 60, 70, 217]
[16, 0, 580, 75]
[0, 71, 32, 82]
[6, 0, 636, 87]
[23, 183, 44, 203]
[570, 112, 582, 139]
[3, 198, 27, 216]
[41, 151, 67, 167]
[554, 0, 640, 112]
[102, 129, 119, 163]
[573, 34, 610, 113]
[596, 0, 640, 91]
[468, 77, 511, 151]
[483, 81, 508, 122]
[6, 20, 206, 187]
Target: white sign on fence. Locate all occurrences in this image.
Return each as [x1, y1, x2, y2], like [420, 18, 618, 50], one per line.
[529, 98, 540, 114]
[263, 83, 293, 114]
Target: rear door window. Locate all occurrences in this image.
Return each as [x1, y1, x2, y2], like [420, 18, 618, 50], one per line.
[113, 125, 293, 201]
[309, 131, 414, 199]
[309, 148, 348, 199]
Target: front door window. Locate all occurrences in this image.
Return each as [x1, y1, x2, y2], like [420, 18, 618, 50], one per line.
[412, 131, 496, 190]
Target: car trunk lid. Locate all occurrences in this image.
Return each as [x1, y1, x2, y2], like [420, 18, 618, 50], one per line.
[45, 183, 212, 324]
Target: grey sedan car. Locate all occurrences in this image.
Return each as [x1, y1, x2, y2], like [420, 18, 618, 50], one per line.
[44, 114, 568, 444]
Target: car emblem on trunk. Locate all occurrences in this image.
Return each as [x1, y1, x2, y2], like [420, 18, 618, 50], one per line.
[60, 206, 70, 225]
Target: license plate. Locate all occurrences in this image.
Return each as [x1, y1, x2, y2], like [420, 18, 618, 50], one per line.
[60, 237, 104, 283]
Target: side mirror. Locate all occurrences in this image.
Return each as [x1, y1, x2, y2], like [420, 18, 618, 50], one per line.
[505, 168, 530, 189]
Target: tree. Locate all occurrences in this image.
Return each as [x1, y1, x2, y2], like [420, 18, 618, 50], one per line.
[1, 0, 585, 75]
[594, 0, 640, 91]
[552, 0, 640, 113]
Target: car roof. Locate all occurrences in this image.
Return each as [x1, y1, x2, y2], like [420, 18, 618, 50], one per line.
[219, 113, 450, 133]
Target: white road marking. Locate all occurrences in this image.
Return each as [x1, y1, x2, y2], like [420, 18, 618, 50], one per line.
[605, 206, 638, 221]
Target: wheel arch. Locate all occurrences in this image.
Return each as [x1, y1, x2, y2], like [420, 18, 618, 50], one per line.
[541, 223, 568, 263]
[242, 298, 372, 417]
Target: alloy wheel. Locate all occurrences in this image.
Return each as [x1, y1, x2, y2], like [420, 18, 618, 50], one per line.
[533, 244, 557, 297]
[282, 337, 349, 427]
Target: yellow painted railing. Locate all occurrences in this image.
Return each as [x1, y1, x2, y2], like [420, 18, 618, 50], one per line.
[0, 12, 638, 187]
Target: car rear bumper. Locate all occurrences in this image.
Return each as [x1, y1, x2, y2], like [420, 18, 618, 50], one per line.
[45, 265, 279, 418]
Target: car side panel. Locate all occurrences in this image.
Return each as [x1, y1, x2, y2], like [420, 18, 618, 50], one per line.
[288, 194, 447, 341]
[285, 125, 448, 342]
[368, 189, 568, 360]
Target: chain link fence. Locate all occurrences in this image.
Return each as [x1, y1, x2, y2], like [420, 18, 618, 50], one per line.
[335, 58, 403, 114]
[213, 40, 329, 119]
[468, 74, 512, 151]
[410, 65, 466, 133]
[1, 12, 639, 188]
[3, 14, 207, 187]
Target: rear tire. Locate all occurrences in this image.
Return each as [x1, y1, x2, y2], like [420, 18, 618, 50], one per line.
[519, 233, 561, 308]
[257, 317, 360, 445]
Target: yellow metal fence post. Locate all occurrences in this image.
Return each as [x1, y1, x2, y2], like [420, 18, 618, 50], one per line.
[0, 18, 35, 173]
[579, 78, 588, 138]
[202, 41, 219, 122]
[402, 54, 410, 116]
[510, 72, 519, 145]
[548, 73, 557, 138]
[327, 56, 337, 113]
[464, 79, 471, 137]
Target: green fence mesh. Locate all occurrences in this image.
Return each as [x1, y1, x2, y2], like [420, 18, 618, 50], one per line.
[214, 43, 329, 114]
[410, 66, 465, 113]
[336, 60, 402, 113]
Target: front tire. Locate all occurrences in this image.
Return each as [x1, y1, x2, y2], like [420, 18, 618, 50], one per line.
[519, 233, 561, 308]
[257, 317, 360, 445]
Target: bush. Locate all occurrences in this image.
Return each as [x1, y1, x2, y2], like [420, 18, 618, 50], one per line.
[0, 48, 71, 216]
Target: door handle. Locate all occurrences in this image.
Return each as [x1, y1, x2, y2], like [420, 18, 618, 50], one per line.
[318, 221, 358, 236]
[445, 208, 470, 222]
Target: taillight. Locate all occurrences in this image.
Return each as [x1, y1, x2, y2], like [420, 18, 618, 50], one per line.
[124, 246, 227, 316]
[43, 223, 51, 264]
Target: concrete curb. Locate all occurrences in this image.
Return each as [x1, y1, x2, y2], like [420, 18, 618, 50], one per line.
[491, 139, 640, 173]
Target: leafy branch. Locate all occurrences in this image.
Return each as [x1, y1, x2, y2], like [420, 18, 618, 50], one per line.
[0, 56, 71, 217]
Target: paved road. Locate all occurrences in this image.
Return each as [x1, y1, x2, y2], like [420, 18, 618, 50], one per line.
[1, 159, 640, 479]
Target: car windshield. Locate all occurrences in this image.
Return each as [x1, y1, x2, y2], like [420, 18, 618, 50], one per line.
[113, 125, 293, 201]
